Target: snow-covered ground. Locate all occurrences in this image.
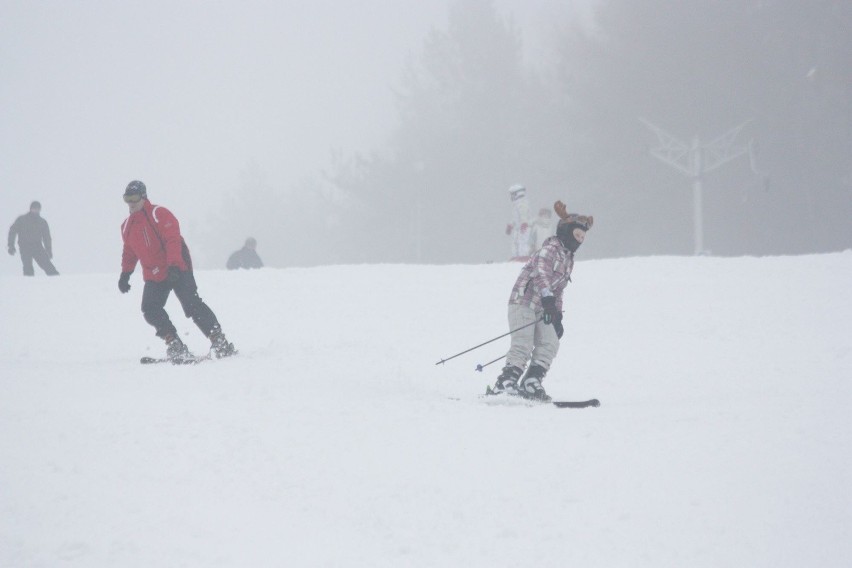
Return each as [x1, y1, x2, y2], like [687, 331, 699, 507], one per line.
[1, 252, 850, 567]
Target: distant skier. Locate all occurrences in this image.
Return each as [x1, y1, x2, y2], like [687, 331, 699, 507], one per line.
[226, 237, 264, 270]
[7, 200, 59, 276]
[505, 184, 535, 261]
[491, 201, 593, 402]
[531, 207, 553, 251]
[118, 180, 236, 363]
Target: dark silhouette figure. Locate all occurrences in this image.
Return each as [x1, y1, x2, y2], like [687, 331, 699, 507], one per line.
[7, 201, 59, 276]
[226, 237, 264, 270]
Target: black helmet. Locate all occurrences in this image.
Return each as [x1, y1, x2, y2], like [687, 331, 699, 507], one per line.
[124, 180, 147, 199]
[30, 200, 42, 211]
[557, 221, 589, 252]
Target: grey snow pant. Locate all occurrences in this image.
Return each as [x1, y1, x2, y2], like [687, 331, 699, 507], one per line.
[505, 303, 560, 373]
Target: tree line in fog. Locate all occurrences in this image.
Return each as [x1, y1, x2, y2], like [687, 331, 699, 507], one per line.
[205, 0, 852, 266]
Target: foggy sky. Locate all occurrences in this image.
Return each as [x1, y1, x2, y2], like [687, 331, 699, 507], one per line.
[1, 1, 590, 276]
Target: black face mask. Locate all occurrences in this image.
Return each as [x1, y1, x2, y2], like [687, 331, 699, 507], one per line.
[557, 222, 587, 252]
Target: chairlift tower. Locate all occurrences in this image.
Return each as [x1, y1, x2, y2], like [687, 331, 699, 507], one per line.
[640, 118, 753, 255]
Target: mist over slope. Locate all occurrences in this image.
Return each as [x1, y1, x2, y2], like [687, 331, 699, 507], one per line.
[1, 253, 850, 567]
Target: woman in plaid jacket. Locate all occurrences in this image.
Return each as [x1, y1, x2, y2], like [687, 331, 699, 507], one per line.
[492, 201, 593, 402]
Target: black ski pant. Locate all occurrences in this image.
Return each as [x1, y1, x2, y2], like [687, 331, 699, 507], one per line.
[141, 270, 220, 340]
[20, 245, 59, 276]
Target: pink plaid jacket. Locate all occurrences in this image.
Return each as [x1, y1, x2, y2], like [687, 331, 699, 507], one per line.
[508, 236, 574, 312]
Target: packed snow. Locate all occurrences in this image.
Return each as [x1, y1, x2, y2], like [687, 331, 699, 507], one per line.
[1, 252, 850, 567]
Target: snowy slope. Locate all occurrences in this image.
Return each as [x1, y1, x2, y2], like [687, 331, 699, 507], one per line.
[1, 253, 850, 567]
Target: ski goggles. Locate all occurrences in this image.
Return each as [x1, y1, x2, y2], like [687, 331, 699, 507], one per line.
[123, 193, 145, 204]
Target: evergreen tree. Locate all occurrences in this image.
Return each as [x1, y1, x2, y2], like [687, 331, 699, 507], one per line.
[329, 0, 552, 263]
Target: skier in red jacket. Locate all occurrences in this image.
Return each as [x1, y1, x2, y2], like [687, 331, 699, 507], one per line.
[118, 180, 236, 363]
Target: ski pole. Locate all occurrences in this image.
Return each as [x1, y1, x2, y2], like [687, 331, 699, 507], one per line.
[435, 317, 541, 366]
[475, 354, 505, 372]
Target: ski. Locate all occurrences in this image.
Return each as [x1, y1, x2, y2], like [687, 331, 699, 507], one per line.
[140, 354, 211, 365]
[552, 399, 600, 408]
[484, 385, 600, 408]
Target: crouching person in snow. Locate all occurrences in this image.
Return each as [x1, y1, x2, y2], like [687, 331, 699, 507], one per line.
[226, 237, 263, 270]
[492, 201, 593, 402]
[118, 180, 236, 363]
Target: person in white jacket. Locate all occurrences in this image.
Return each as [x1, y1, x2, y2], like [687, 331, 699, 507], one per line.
[504, 184, 535, 261]
[532, 206, 553, 251]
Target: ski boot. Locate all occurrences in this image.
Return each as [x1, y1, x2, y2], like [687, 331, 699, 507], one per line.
[209, 326, 236, 359]
[491, 365, 522, 396]
[165, 334, 196, 365]
[518, 364, 551, 402]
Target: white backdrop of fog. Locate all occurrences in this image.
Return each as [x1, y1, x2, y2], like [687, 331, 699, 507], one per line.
[1, 0, 593, 276]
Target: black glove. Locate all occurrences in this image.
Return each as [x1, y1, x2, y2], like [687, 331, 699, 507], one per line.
[166, 265, 182, 285]
[118, 271, 132, 293]
[541, 296, 560, 325]
[7, 246, 14, 256]
[554, 319, 564, 339]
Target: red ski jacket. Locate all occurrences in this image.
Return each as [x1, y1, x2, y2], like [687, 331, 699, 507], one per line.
[120, 200, 191, 282]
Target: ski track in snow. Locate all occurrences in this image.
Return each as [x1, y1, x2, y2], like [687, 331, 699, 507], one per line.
[1, 253, 851, 567]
